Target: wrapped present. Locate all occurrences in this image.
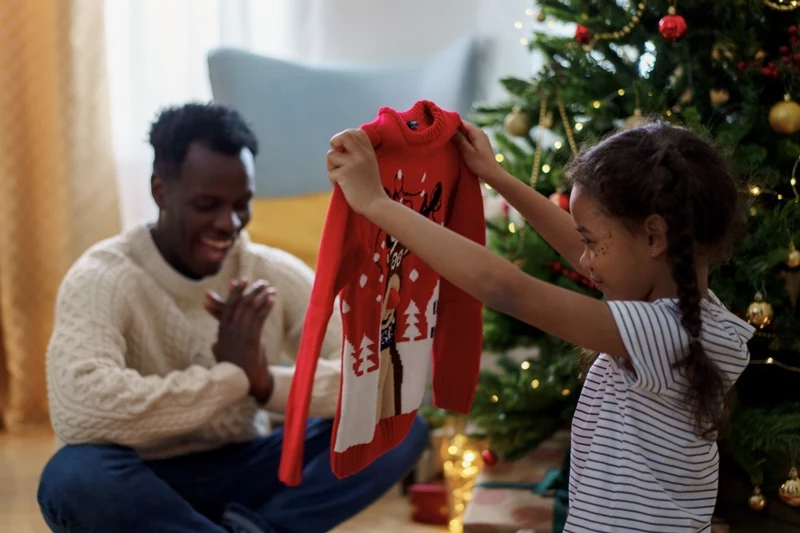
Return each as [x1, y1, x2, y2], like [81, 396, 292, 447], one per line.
[408, 481, 450, 525]
[464, 431, 570, 533]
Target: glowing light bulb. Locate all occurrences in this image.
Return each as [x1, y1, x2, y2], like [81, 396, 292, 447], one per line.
[618, 89, 626, 96]
[521, 361, 531, 370]
[531, 379, 540, 389]
[766, 357, 774, 364]
[554, 141, 563, 149]
[542, 164, 551, 173]
[562, 389, 571, 396]
[575, 123, 584, 131]
[520, 38, 529, 46]
[750, 186, 761, 196]
[592, 101, 601, 108]
[508, 223, 516, 233]
[490, 395, 499, 403]
[495, 153, 505, 162]
[514, 21, 523, 29]
[525, 8, 534, 15]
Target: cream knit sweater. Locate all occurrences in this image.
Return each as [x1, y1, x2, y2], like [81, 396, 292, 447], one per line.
[46, 224, 342, 459]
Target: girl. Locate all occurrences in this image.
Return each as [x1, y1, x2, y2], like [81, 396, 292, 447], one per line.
[326, 120, 754, 532]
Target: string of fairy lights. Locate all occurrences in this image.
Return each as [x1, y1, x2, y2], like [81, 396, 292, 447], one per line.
[492, 3, 800, 375]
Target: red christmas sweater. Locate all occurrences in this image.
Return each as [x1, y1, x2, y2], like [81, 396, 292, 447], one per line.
[279, 100, 485, 486]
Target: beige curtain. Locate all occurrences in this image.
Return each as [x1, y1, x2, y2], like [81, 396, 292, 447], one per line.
[0, 0, 120, 431]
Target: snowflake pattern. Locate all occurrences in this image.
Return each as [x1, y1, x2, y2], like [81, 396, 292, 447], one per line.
[359, 274, 367, 288]
[409, 269, 419, 282]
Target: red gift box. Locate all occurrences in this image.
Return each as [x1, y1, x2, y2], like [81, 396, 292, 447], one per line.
[409, 481, 450, 525]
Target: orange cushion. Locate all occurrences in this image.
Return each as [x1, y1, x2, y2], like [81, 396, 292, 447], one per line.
[247, 193, 332, 268]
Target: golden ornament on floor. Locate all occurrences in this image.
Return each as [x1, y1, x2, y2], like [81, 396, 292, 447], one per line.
[504, 106, 532, 137]
[710, 88, 730, 106]
[769, 94, 800, 134]
[787, 241, 800, 268]
[746, 292, 773, 328]
[779, 467, 800, 506]
[749, 486, 767, 511]
[441, 416, 482, 533]
[623, 108, 649, 129]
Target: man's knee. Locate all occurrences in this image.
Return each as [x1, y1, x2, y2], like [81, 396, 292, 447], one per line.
[38, 444, 136, 527]
[387, 415, 430, 474]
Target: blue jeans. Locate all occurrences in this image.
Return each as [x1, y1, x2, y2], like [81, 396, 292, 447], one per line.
[37, 417, 428, 533]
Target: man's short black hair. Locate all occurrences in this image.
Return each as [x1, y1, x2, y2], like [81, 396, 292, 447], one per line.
[149, 102, 259, 180]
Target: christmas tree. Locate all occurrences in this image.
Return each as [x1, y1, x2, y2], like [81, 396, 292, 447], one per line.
[459, 0, 800, 527]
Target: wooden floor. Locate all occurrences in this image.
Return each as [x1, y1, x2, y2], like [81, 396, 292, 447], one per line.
[0, 427, 444, 533]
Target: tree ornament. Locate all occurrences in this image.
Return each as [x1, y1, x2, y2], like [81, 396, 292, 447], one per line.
[711, 39, 736, 63]
[710, 89, 730, 106]
[787, 241, 800, 268]
[746, 292, 774, 328]
[659, 6, 687, 42]
[549, 189, 570, 211]
[481, 449, 498, 466]
[749, 486, 767, 511]
[769, 94, 800, 135]
[575, 24, 592, 45]
[503, 106, 532, 137]
[541, 111, 554, 129]
[623, 108, 649, 129]
[536, 10, 546, 22]
[779, 467, 800, 506]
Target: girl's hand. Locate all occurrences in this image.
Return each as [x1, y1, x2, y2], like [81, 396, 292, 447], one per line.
[327, 129, 388, 217]
[454, 122, 503, 185]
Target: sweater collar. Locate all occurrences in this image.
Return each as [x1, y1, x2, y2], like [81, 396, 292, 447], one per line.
[128, 224, 242, 303]
[373, 100, 461, 148]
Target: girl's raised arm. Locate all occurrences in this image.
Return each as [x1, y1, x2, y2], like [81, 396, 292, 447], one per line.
[327, 129, 626, 359]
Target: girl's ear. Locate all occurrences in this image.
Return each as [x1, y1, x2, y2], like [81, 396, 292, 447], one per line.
[643, 214, 669, 258]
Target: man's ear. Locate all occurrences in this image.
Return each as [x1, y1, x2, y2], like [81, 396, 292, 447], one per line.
[151, 172, 166, 210]
[643, 214, 669, 258]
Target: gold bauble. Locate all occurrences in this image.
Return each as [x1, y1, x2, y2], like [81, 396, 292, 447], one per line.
[710, 89, 730, 106]
[503, 107, 532, 137]
[536, 10, 546, 22]
[755, 49, 767, 61]
[768, 94, 800, 135]
[787, 241, 800, 269]
[623, 108, 649, 130]
[746, 291, 774, 328]
[541, 111, 554, 129]
[779, 467, 800, 507]
[749, 486, 767, 511]
[711, 40, 736, 63]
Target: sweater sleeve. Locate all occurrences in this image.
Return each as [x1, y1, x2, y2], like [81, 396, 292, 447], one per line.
[279, 185, 361, 486]
[253, 247, 342, 418]
[46, 261, 251, 448]
[431, 157, 486, 414]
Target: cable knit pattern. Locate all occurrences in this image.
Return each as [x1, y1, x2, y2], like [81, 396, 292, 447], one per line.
[46, 224, 342, 459]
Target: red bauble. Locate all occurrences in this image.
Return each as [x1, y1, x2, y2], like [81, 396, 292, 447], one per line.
[789, 25, 798, 35]
[549, 190, 570, 211]
[781, 45, 791, 55]
[795, 53, 800, 63]
[575, 24, 592, 44]
[481, 449, 498, 466]
[658, 14, 687, 42]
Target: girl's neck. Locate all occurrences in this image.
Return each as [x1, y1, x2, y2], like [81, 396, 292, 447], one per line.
[647, 262, 710, 302]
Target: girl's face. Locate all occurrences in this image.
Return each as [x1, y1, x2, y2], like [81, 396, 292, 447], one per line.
[569, 184, 669, 302]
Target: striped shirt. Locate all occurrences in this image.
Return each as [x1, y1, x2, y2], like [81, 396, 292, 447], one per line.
[566, 292, 754, 532]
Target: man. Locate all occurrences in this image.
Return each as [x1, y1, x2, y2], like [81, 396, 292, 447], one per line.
[37, 102, 428, 533]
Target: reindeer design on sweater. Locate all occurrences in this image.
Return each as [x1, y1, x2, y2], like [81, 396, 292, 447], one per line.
[375, 172, 443, 420]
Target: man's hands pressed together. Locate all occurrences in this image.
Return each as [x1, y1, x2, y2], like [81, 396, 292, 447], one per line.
[204, 279, 276, 404]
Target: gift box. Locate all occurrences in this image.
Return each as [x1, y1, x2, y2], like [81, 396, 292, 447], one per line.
[464, 431, 570, 533]
[408, 480, 450, 525]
